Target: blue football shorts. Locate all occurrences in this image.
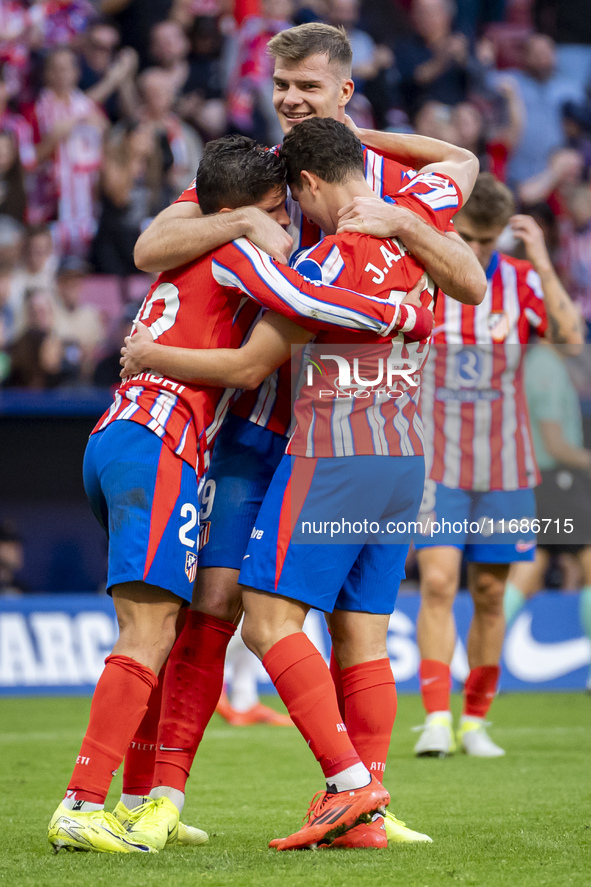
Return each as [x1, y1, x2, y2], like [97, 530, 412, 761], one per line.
[83, 420, 200, 601]
[198, 414, 288, 569]
[239, 453, 425, 614]
[413, 480, 537, 562]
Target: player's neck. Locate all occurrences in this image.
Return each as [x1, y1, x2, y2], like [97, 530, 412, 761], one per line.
[326, 180, 376, 234]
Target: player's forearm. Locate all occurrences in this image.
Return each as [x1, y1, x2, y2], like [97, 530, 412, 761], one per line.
[539, 422, 591, 470]
[356, 128, 469, 170]
[134, 210, 253, 273]
[132, 340, 269, 389]
[538, 271, 584, 346]
[393, 214, 486, 305]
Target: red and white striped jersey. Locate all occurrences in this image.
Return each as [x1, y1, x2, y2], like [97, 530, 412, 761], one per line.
[422, 251, 548, 491]
[287, 171, 461, 458]
[174, 148, 432, 438]
[93, 231, 412, 475]
[25, 88, 103, 249]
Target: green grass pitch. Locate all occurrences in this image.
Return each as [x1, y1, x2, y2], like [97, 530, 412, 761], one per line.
[1, 692, 589, 887]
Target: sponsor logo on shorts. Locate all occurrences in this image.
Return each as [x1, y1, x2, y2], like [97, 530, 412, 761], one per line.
[185, 551, 198, 583]
[250, 528, 264, 540]
[516, 541, 536, 553]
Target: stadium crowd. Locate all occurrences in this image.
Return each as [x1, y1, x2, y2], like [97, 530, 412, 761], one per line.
[1, 0, 591, 389]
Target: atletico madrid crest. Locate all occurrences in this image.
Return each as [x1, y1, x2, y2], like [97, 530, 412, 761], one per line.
[185, 551, 198, 583]
[487, 311, 509, 343]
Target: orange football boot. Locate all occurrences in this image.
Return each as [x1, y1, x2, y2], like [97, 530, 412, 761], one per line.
[274, 776, 389, 851]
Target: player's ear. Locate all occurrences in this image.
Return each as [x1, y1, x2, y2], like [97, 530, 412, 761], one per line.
[339, 78, 355, 107]
[300, 170, 318, 195]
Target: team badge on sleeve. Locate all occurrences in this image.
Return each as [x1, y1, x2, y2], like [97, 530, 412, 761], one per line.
[185, 551, 198, 583]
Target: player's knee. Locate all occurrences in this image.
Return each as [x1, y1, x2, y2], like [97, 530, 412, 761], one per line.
[240, 615, 268, 661]
[420, 566, 456, 609]
[471, 572, 506, 616]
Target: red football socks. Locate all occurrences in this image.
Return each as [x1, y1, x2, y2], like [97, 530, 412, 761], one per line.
[67, 654, 158, 803]
[419, 659, 452, 714]
[341, 658, 397, 778]
[122, 660, 166, 796]
[152, 610, 236, 792]
[329, 648, 346, 720]
[263, 632, 361, 778]
[463, 665, 500, 718]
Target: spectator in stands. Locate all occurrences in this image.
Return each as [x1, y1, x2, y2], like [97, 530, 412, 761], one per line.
[136, 67, 203, 192]
[25, 47, 106, 257]
[53, 255, 104, 381]
[558, 184, 591, 338]
[6, 287, 66, 388]
[10, 223, 58, 336]
[37, 0, 98, 49]
[0, 132, 26, 223]
[517, 146, 584, 212]
[326, 0, 394, 89]
[100, 0, 175, 70]
[0, 520, 26, 596]
[226, 0, 294, 145]
[0, 65, 36, 174]
[452, 78, 522, 182]
[92, 122, 171, 276]
[535, 0, 591, 93]
[0, 215, 24, 266]
[0, 262, 18, 350]
[149, 20, 192, 96]
[412, 100, 458, 142]
[93, 300, 139, 388]
[396, 0, 484, 117]
[78, 20, 139, 122]
[503, 34, 585, 189]
[176, 16, 228, 140]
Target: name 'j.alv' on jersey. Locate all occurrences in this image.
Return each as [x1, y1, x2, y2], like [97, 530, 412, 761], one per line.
[287, 171, 462, 459]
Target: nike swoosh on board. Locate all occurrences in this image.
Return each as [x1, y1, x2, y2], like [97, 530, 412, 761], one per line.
[504, 612, 591, 681]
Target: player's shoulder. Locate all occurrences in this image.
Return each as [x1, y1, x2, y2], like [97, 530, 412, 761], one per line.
[497, 252, 537, 277]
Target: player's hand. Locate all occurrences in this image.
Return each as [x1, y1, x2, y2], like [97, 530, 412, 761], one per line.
[509, 214, 552, 274]
[242, 206, 293, 265]
[343, 114, 363, 139]
[402, 276, 427, 309]
[337, 196, 413, 238]
[120, 321, 154, 378]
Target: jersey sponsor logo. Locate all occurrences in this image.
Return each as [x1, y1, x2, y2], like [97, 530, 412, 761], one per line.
[455, 347, 482, 387]
[487, 311, 510, 343]
[184, 551, 198, 583]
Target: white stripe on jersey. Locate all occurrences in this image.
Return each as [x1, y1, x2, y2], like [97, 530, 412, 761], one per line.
[248, 371, 278, 427]
[175, 418, 191, 456]
[212, 238, 398, 335]
[364, 149, 384, 196]
[331, 396, 355, 457]
[98, 392, 122, 430]
[367, 400, 388, 455]
[147, 392, 177, 437]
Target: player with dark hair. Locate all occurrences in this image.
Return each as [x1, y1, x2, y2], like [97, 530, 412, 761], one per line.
[47, 134, 417, 855]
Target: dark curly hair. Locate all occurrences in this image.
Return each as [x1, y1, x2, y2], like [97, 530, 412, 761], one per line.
[196, 135, 286, 215]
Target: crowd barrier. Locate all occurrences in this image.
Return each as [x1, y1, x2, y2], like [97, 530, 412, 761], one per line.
[1, 592, 588, 697]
